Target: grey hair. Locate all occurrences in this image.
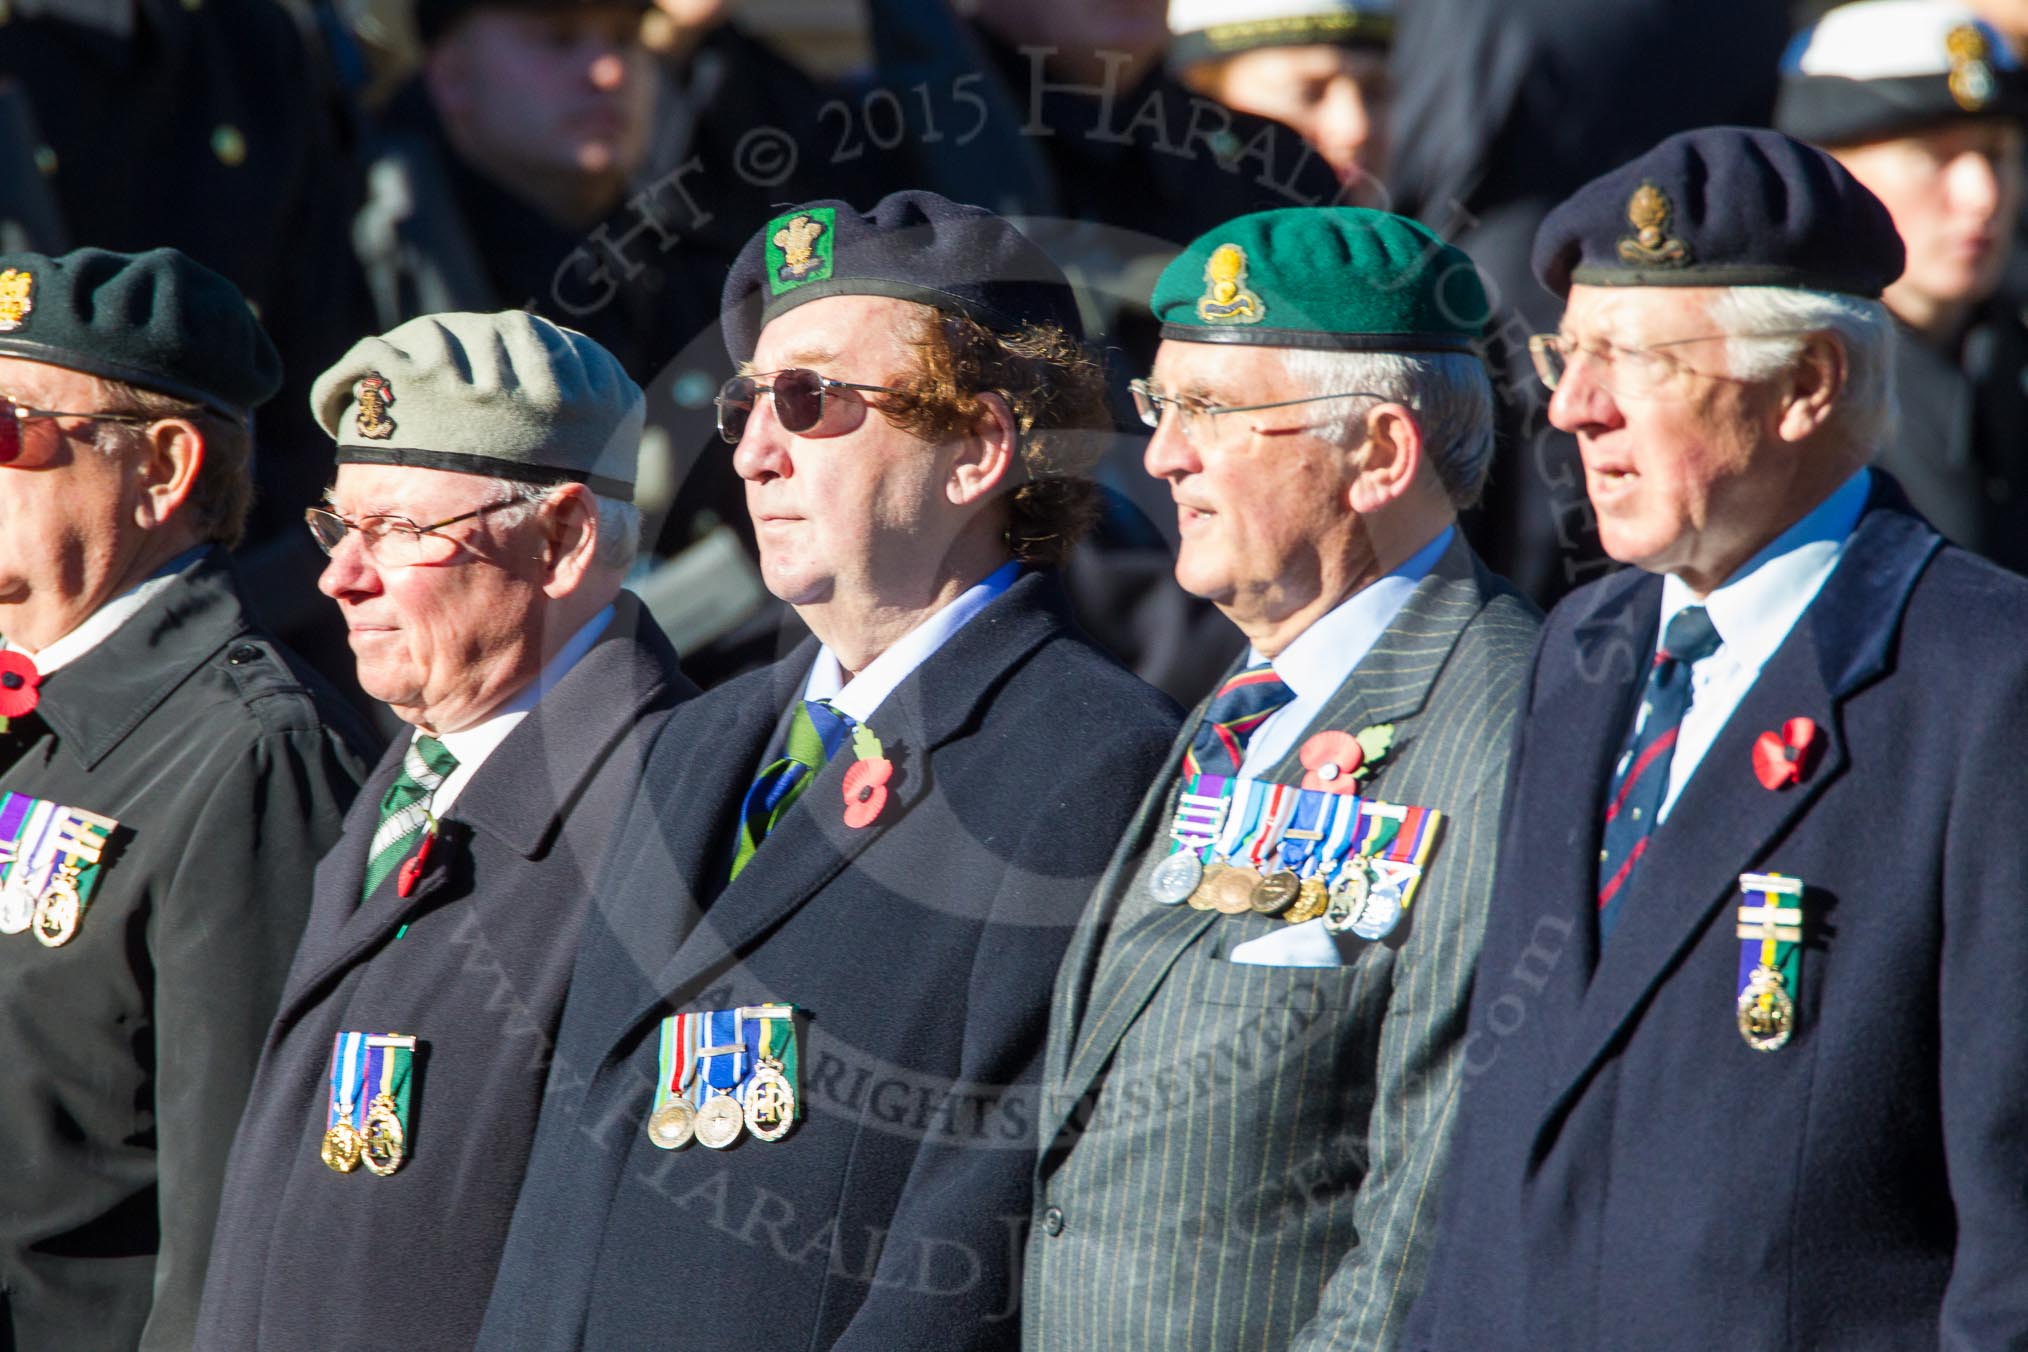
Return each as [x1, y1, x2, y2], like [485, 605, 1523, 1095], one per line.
[1277, 348, 1496, 508]
[488, 478, 640, 573]
[1705, 287, 1897, 450]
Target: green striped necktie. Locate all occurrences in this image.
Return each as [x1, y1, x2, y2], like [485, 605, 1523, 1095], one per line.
[729, 700, 849, 881]
[363, 735, 458, 900]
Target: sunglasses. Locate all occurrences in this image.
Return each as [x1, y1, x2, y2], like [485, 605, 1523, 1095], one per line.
[0, 397, 194, 467]
[715, 368, 906, 445]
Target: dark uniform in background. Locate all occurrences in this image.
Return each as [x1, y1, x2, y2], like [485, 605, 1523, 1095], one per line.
[0, 250, 374, 1350]
[195, 311, 696, 1350]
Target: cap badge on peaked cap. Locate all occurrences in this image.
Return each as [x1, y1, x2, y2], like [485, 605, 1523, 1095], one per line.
[1196, 243, 1267, 325]
[1948, 22, 1997, 109]
[1617, 184, 1692, 269]
[0, 269, 33, 333]
[354, 373, 397, 441]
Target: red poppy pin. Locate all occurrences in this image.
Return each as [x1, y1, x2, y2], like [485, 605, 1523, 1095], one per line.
[842, 725, 892, 829]
[1752, 717, 1819, 791]
[0, 649, 41, 730]
[1299, 722, 1394, 794]
[397, 828, 436, 899]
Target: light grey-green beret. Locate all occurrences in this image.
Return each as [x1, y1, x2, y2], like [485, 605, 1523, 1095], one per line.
[310, 310, 644, 501]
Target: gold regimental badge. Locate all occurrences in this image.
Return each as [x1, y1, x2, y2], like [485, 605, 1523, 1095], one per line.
[1948, 24, 1997, 111]
[354, 373, 396, 441]
[774, 214, 828, 283]
[0, 269, 33, 332]
[1196, 243, 1266, 324]
[1616, 184, 1691, 268]
[360, 1094, 406, 1176]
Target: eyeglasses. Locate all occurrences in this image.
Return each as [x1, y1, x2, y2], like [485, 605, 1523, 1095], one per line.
[1128, 379, 1386, 438]
[0, 396, 198, 467]
[304, 500, 517, 567]
[715, 368, 907, 444]
[1528, 330, 1815, 399]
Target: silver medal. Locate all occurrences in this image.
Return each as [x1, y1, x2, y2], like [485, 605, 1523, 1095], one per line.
[1148, 851, 1203, 906]
[0, 877, 34, 935]
[1349, 888, 1403, 942]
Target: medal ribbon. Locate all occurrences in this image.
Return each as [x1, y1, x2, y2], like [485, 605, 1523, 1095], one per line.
[1165, 773, 1230, 860]
[655, 1011, 696, 1116]
[702, 1010, 745, 1103]
[1276, 789, 1328, 876]
[1, 797, 60, 899]
[1212, 779, 1265, 868]
[1735, 873, 1803, 1010]
[326, 1031, 366, 1135]
[740, 1003, 801, 1120]
[1354, 802, 1445, 914]
[1245, 783, 1297, 874]
[1312, 793, 1362, 884]
[365, 1034, 415, 1125]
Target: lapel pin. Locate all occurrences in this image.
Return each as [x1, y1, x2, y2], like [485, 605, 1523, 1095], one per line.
[0, 649, 41, 733]
[1752, 716, 1819, 791]
[1299, 722, 1394, 794]
[841, 724, 891, 829]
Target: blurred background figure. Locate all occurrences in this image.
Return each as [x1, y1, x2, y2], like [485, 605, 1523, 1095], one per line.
[1167, 0, 1395, 203]
[1779, 0, 2028, 571]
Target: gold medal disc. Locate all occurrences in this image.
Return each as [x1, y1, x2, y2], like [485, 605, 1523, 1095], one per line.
[1187, 863, 1224, 911]
[1285, 878, 1329, 925]
[696, 1092, 745, 1149]
[322, 1121, 363, 1173]
[647, 1099, 698, 1150]
[743, 1063, 796, 1142]
[1211, 866, 1258, 915]
[1736, 968, 1796, 1052]
[32, 878, 80, 948]
[360, 1094, 406, 1176]
[1249, 870, 1301, 915]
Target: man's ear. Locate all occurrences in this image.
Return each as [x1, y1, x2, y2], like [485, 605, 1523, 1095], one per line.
[1778, 332, 1846, 444]
[538, 483, 601, 596]
[948, 391, 1018, 507]
[1345, 403, 1423, 515]
[132, 417, 205, 532]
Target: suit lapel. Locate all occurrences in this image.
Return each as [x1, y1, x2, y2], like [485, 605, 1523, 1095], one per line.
[1534, 499, 1941, 1146]
[1049, 537, 1498, 1131]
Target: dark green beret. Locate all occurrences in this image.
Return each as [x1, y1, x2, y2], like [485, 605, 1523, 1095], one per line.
[0, 247, 280, 417]
[1151, 208, 1489, 352]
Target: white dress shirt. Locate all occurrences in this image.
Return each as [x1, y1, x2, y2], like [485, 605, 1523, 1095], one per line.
[1654, 468, 1871, 822]
[0, 548, 204, 675]
[801, 561, 1021, 724]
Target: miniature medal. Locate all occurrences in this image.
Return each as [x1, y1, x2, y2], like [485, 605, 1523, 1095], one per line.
[1322, 858, 1373, 934]
[322, 1031, 368, 1173]
[1249, 869, 1301, 915]
[696, 1092, 745, 1149]
[1735, 872, 1804, 1052]
[648, 1010, 701, 1149]
[0, 876, 33, 934]
[1149, 851, 1204, 907]
[32, 871, 81, 947]
[1149, 775, 1228, 906]
[1285, 878, 1329, 925]
[1210, 866, 1258, 915]
[322, 1120, 363, 1173]
[1735, 969, 1795, 1051]
[648, 1099, 699, 1150]
[696, 1015, 746, 1148]
[744, 1063, 795, 1142]
[360, 1094, 406, 1176]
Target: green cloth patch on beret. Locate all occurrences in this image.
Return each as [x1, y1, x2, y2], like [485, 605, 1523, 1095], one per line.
[310, 311, 644, 501]
[1152, 207, 1489, 352]
[0, 246, 279, 417]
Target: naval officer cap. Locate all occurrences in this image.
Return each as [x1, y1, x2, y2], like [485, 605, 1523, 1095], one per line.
[1167, 0, 1395, 69]
[310, 311, 644, 501]
[1151, 206, 1489, 352]
[1531, 126, 1906, 300]
[1777, 1, 2026, 147]
[0, 246, 280, 418]
[720, 190, 1084, 365]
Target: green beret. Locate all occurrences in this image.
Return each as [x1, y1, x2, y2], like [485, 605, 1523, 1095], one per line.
[310, 311, 643, 501]
[1151, 207, 1489, 353]
[0, 247, 280, 417]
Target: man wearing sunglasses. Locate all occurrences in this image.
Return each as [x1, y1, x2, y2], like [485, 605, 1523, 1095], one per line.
[0, 247, 376, 1351]
[1408, 127, 2028, 1349]
[478, 190, 1179, 1350]
[1022, 207, 1536, 1350]
[194, 310, 697, 1351]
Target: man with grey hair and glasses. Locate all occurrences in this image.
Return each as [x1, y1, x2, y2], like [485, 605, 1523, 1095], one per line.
[1408, 126, 2028, 1350]
[1027, 207, 1538, 1350]
[195, 310, 697, 1351]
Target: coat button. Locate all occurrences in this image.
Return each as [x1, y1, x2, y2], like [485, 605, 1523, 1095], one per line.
[1041, 1205, 1064, 1237]
[227, 644, 262, 665]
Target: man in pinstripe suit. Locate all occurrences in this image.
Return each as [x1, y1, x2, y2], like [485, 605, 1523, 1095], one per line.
[1025, 208, 1539, 1350]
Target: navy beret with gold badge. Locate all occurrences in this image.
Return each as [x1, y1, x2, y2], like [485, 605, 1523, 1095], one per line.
[0, 246, 280, 417]
[1777, 1, 2026, 147]
[1531, 126, 1905, 299]
[1152, 207, 1488, 352]
[720, 190, 1084, 365]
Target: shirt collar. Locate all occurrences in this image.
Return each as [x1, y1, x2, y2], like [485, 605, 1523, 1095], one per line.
[1249, 525, 1454, 703]
[804, 561, 1023, 725]
[1659, 468, 1872, 667]
[2, 546, 208, 676]
[429, 603, 615, 767]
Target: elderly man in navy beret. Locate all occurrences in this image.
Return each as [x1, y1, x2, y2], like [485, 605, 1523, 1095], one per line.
[1407, 125, 2028, 1349]
[0, 248, 375, 1351]
[478, 190, 1179, 1351]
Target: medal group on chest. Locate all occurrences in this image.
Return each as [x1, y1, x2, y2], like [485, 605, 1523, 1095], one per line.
[647, 1004, 800, 1151]
[0, 792, 117, 949]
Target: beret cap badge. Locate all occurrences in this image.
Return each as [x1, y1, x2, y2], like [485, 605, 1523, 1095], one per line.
[768, 209, 835, 295]
[0, 269, 33, 333]
[1617, 184, 1692, 269]
[353, 373, 396, 441]
[1947, 23, 1996, 110]
[1196, 243, 1267, 325]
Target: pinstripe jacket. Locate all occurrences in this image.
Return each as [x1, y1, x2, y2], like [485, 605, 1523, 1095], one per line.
[1024, 532, 1538, 1351]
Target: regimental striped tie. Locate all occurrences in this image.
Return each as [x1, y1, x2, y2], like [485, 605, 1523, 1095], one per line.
[729, 699, 853, 882]
[1183, 663, 1297, 778]
[1596, 605, 1723, 938]
[362, 735, 458, 901]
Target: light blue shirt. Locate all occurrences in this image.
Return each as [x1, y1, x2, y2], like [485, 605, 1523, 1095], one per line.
[802, 561, 1022, 725]
[1654, 469, 1871, 822]
[1236, 525, 1454, 777]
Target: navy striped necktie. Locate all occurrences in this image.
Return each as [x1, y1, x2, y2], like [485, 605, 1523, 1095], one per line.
[1185, 664, 1296, 777]
[1596, 605, 1723, 938]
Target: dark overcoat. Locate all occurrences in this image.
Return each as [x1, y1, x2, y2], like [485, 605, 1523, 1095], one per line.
[193, 596, 694, 1352]
[0, 550, 375, 1351]
[478, 571, 1180, 1351]
[1406, 482, 2028, 1349]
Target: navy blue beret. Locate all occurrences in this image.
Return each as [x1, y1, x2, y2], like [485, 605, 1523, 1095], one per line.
[0, 247, 280, 417]
[720, 190, 1084, 364]
[1531, 126, 1905, 299]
